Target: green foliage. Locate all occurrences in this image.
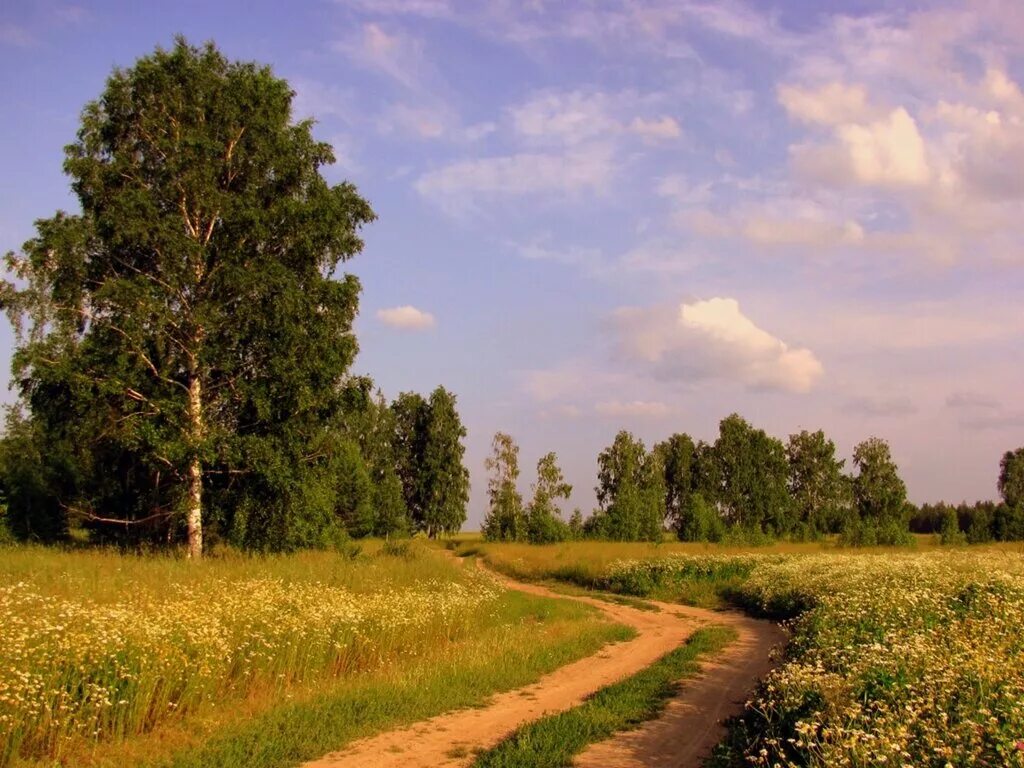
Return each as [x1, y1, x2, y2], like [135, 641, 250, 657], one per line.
[474, 627, 735, 768]
[482, 432, 525, 541]
[852, 437, 908, 530]
[676, 493, 725, 542]
[334, 440, 374, 539]
[939, 506, 967, 545]
[388, 388, 469, 538]
[654, 433, 696, 538]
[526, 452, 573, 544]
[713, 415, 793, 536]
[998, 447, 1024, 509]
[568, 509, 584, 540]
[593, 431, 664, 541]
[420, 387, 470, 537]
[0, 410, 71, 543]
[1, 38, 374, 553]
[786, 429, 851, 536]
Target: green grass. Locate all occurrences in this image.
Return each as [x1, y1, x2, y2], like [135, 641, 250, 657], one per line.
[473, 626, 736, 768]
[146, 592, 633, 768]
[540, 581, 661, 612]
[3, 543, 632, 768]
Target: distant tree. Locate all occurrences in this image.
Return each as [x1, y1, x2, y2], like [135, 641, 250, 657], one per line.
[595, 431, 663, 541]
[568, 508, 584, 540]
[0, 410, 71, 542]
[351, 389, 409, 538]
[482, 432, 525, 541]
[963, 501, 995, 544]
[998, 447, 1024, 509]
[851, 437, 910, 544]
[993, 502, 1024, 541]
[334, 440, 374, 538]
[910, 502, 948, 534]
[678, 492, 725, 543]
[786, 429, 851, 536]
[654, 433, 697, 539]
[939, 504, 966, 545]
[0, 39, 374, 556]
[713, 415, 792, 536]
[691, 440, 722, 505]
[526, 452, 573, 543]
[392, 392, 430, 526]
[418, 387, 469, 537]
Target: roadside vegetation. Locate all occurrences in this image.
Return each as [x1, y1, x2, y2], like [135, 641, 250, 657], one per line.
[469, 542, 1024, 767]
[0, 544, 630, 767]
[473, 626, 735, 768]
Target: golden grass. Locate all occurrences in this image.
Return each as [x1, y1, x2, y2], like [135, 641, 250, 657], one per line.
[0, 541, 623, 766]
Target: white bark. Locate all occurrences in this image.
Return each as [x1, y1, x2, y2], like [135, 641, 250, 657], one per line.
[186, 372, 204, 559]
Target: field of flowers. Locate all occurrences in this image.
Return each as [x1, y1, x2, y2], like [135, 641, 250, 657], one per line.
[0, 544, 507, 765]
[605, 550, 1024, 767]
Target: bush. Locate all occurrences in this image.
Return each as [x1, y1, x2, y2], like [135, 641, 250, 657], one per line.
[838, 517, 913, 547]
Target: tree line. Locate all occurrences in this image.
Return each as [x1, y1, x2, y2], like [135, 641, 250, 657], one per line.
[484, 416, 1024, 545]
[0, 39, 470, 553]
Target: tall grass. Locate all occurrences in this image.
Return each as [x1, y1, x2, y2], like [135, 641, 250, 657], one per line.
[0, 542, 622, 766]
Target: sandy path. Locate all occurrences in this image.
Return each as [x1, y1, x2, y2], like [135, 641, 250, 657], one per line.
[303, 558, 783, 768]
[574, 612, 786, 768]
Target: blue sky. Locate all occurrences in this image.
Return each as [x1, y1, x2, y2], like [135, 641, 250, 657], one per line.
[2, 0, 1023, 526]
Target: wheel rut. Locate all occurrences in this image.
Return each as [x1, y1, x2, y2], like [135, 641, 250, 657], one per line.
[303, 556, 784, 768]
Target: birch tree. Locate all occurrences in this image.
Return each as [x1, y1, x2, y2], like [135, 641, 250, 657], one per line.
[1, 39, 374, 556]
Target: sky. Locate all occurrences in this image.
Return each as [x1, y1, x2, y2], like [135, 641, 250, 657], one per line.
[2, 0, 1023, 528]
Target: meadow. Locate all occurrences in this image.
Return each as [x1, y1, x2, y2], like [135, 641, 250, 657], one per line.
[0, 541, 628, 767]
[467, 540, 1024, 767]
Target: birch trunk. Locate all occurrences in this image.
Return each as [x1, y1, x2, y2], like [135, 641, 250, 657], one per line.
[186, 372, 204, 559]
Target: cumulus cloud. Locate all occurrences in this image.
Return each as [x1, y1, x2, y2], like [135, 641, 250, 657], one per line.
[595, 400, 673, 418]
[683, 196, 865, 249]
[376, 305, 436, 330]
[612, 298, 823, 393]
[778, 81, 875, 126]
[792, 107, 931, 188]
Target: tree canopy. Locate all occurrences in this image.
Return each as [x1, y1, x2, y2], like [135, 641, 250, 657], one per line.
[0, 39, 476, 553]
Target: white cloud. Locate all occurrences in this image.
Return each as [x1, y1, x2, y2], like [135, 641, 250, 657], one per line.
[334, 23, 427, 90]
[629, 115, 682, 140]
[792, 107, 931, 188]
[376, 305, 436, 330]
[511, 91, 620, 146]
[680, 195, 866, 250]
[613, 298, 823, 393]
[415, 145, 613, 213]
[595, 400, 673, 418]
[778, 82, 875, 126]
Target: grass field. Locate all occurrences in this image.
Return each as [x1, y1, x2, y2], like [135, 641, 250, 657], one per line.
[462, 539, 1024, 766]
[0, 541, 630, 767]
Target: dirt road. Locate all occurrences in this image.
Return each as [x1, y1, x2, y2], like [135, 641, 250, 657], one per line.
[303, 559, 783, 768]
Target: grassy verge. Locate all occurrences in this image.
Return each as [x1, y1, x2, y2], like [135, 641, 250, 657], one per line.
[3, 544, 631, 767]
[473, 626, 736, 768]
[539, 581, 660, 612]
[137, 592, 633, 768]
